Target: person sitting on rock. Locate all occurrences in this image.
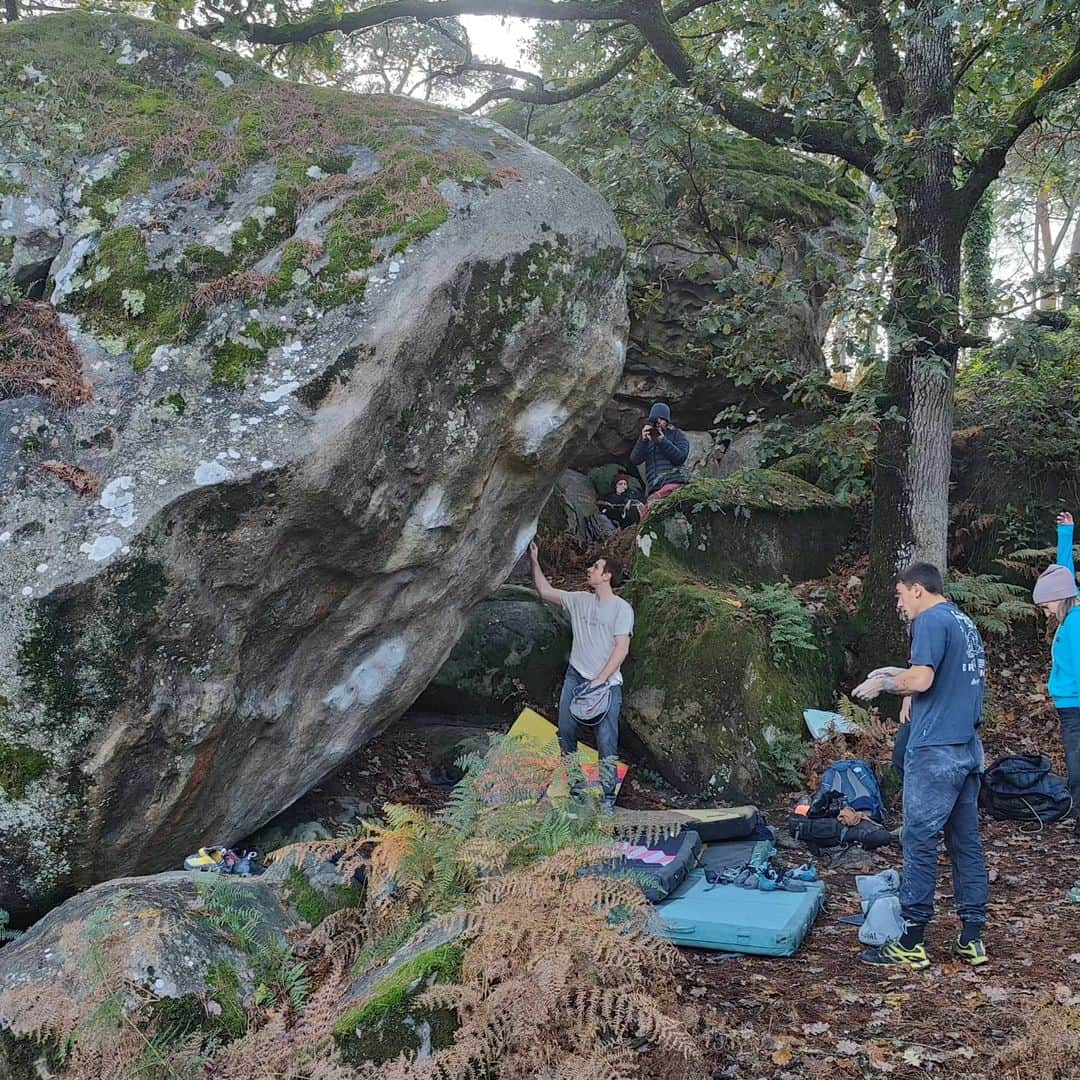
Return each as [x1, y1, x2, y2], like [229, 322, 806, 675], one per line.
[528, 541, 633, 815]
[629, 402, 690, 505]
[597, 473, 644, 530]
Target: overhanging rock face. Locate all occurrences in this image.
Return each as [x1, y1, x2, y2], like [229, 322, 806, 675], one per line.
[0, 13, 627, 916]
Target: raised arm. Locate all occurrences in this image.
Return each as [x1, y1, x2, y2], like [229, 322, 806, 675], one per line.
[1057, 511, 1075, 575]
[528, 542, 564, 607]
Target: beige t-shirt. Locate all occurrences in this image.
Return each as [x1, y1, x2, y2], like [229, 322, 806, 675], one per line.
[557, 590, 635, 684]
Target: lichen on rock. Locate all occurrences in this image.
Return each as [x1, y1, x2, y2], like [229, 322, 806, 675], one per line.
[0, 12, 627, 919]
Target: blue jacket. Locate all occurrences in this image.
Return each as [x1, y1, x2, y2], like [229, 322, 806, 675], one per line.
[1049, 521, 1080, 709]
[629, 426, 690, 494]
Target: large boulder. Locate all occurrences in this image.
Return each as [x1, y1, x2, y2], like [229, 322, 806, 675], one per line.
[622, 557, 837, 797]
[416, 585, 571, 718]
[491, 103, 865, 468]
[623, 470, 846, 797]
[0, 14, 626, 918]
[0, 871, 296, 1077]
[634, 471, 851, 585]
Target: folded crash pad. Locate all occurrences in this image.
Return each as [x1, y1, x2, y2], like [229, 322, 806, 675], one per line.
[655, 873, 826, 956]
[594, 828, 702, 902]
[611, 805, 764, 844]
[697, 837, 775, 874]
[506, 707, 628, 798]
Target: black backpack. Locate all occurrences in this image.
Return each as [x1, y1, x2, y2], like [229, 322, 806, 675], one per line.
[786, 815, 896, 852]
[979, 754, 1072, 825]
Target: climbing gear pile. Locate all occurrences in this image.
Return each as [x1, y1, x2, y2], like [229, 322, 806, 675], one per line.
[183, 847, 258, 875]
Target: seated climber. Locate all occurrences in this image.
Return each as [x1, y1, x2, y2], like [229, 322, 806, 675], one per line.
[629, 402, 690, 506]
[597, 473, 644, 530]
[528, 541, 634, 815]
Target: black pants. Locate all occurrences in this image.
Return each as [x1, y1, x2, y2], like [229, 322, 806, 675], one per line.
[1059, 707, 1080, 815]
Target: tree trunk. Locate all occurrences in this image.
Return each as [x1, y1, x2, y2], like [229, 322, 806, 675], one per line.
[4, 0, 18, 22]
[862, 3, 960, 664]
[1037, 185, 1055, 308]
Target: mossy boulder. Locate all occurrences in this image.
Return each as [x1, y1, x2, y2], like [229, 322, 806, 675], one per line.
[0, 13, 626, 919]
[492, 103, 865, 466]
[622, 555, 837, 797]
[635, 471, 851, 586]
[335, 942, 464, 1066]
[417, 584, 571, 718]
[0, 871, 296, 1072]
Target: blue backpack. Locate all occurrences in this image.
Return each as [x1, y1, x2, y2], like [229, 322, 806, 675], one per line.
[812, 760, 886, 824]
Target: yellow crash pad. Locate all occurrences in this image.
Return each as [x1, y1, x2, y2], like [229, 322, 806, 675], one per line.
[506, 707, 628, 798]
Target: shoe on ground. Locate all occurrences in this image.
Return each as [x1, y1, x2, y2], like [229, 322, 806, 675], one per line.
[183, 846, 227, 872]
[859, 940, 930, 970]
[950, 934, 988, 966]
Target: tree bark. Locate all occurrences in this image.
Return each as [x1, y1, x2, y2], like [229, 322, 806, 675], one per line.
[4, 0, 18, 23]
[1037, 185, 1055, 308]
[862, 2, 960, 663]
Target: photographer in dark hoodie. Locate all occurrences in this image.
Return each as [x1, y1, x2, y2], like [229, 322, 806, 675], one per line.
[629, 402, 690, 506]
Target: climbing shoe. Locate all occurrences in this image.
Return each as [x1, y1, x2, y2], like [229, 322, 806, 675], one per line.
[859, 940, 931, 970]
[183, 846, 227, 872]
[950, 935, 989, 966]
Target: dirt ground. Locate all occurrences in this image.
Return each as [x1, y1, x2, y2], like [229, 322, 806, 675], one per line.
[273, 631, 1080, 1079]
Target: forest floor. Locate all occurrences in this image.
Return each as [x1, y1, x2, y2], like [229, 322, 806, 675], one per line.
[272, 633, 1080, 1079]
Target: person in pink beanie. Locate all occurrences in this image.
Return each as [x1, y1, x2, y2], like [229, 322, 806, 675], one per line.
[1033, 511, 1080, 837]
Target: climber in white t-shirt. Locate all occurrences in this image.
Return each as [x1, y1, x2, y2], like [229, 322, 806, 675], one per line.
[528, 542, 634, 814]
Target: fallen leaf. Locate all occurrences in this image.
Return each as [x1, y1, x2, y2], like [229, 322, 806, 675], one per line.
[868, 1044, 894, 1073]
[771, 1048, 794, 1066]
[836, 1039, 861, 1055]
[902, 1047, 924, 1066]
[803, 1022, 830, 1036]
[981, 985, 1009, 1004]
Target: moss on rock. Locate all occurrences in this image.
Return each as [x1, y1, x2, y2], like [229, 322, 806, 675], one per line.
[0, 739, 51, 799]
[15, 556, 167, 744]
[334, 944, 463, 1067]
[282, 865, 362, 927]
[0, 11, 533, 378]
[638, 470, 851, 585]
[622, 554, 836, 797]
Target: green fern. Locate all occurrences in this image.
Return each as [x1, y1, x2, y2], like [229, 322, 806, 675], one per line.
[736, 582, 820, 664]
[0, 908, 21, 942]
[252, 935, 310, 1011]
[997, 544, 1080, 582]
[945, 571, 1034, 636]
[763, 730, 808, 788]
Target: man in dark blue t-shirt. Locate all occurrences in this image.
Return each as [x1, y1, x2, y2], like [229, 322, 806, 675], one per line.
[852, 562, 989, 970]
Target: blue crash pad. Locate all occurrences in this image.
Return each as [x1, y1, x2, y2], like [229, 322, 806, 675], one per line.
[655, 872, 826, 956]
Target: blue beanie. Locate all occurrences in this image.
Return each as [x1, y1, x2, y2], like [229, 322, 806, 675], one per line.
[648, 402, 671, 421]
